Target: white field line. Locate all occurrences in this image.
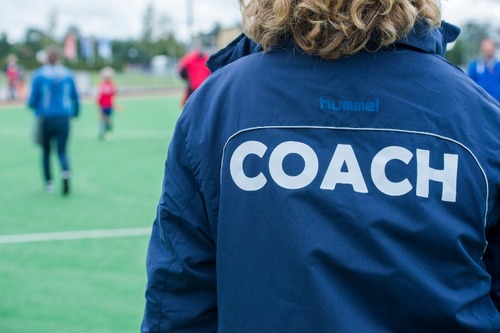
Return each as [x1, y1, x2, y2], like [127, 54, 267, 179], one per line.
[0, 227, 151, 245]
[0, 128, 169, 139]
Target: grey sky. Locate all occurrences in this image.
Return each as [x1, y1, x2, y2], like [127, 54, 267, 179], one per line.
[0, 0, 499, 43]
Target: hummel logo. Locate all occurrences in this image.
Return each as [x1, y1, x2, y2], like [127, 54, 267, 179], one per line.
[320, 96, 380, 112]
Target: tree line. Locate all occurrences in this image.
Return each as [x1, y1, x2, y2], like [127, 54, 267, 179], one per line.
[0, 17, 497, 73]
[0, 3, 188, 72]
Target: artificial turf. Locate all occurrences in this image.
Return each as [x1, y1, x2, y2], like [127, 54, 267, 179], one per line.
[0, 92, 182, 332]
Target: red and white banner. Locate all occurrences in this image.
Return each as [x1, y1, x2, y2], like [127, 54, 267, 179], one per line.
[64, 34, 77, 60]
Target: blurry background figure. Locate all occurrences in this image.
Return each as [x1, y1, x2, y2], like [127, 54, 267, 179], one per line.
[97, 66, 117, 141]
[28, 47, 80, 195]
[468, 38, 500, 101]
[177, 48, 210, 105]
[4, 54, 21, 100]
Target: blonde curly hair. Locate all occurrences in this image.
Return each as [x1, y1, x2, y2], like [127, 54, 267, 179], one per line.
[239, 0, 441, 60]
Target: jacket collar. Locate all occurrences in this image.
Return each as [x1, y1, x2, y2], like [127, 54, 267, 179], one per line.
[207, 21, 460, 72]
[206, 33, 262, 72]
[395, 20, 460, 56]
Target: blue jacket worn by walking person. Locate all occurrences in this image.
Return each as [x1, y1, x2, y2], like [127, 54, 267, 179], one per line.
[142, 21, 500, 332]
[28, 61, 79, 194]
[29, 64, 79, 118]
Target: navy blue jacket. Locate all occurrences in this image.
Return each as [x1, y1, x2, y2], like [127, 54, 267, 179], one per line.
[142, 21, 500, 332]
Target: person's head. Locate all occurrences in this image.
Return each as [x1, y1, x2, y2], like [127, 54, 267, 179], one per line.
[45, 47, 60, 65]
[100, 66, 115, 81]
[189, 39, 208, 58]
[6, 54, 17, 64]
[240, 0, 441, 60]
[480, 38, 497, 62]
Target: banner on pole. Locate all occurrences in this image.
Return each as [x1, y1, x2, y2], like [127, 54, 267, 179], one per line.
[64, 34, 77, 61]
[98, 38, 112, 63]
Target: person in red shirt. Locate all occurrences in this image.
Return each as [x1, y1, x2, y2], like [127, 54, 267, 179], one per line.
[177, 49, 211, 105]
[97, 67, 117, 140]
[4, 54, 21, 100]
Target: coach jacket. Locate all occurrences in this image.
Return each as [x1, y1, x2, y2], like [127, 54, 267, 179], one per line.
[142, 21, 500, 332]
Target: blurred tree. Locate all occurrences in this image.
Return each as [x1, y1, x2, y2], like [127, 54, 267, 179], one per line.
[0, 33, 12, 64]
[113, 40, 145, 68]
[155, 13, 187, 58]
[17, 28, 54, 69]
[66, 25, 81, 38]
[156, 14, 172, 41]
[163, 35, 187, 59]
[137, 5, 187, 66]
[4, 6, 188, 71]
[459, 21, 491, 63]
[445, 39, 465, 68]
[141, 3, 155, 44]
[24, 28, 53, 52]
[47, 8, 58, 41]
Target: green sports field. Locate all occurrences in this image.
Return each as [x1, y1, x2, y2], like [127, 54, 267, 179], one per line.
[0, 92, 183, 332]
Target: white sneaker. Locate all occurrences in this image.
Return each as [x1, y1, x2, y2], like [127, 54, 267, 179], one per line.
[45, 182, 55, 194]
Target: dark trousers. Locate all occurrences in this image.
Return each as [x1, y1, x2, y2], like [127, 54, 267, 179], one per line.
[40, 116, 70, 182]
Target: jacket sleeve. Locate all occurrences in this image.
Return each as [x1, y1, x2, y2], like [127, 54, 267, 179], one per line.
[484, 221, 500, 311]
[141, 121, 217, 333]
[28, 74, 40, 111]
[70, 77, 80, 117]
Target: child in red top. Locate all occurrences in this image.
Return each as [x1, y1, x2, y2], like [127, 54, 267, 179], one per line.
[97, 67, 117, 140]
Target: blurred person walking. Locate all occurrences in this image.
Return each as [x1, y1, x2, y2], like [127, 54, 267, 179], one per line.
[468, 38, 500, 101]
[28, 47, 80, 195]
[97, 66, 117, 140]
[142, 0, 500, 332]
[177, 49, 211, 105]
